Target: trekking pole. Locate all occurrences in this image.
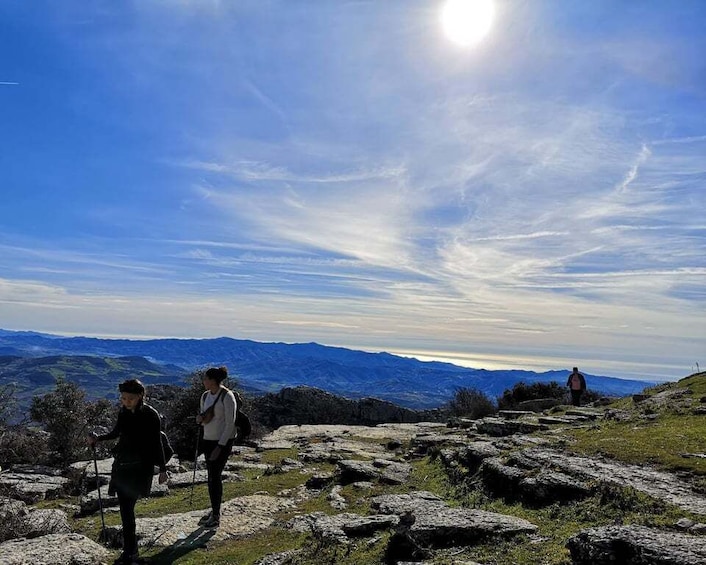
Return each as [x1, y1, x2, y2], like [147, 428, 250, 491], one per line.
[189, 426, 200, 506]
[92, 445, 106, 541]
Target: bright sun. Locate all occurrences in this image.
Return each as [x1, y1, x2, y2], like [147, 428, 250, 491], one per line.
[441, 0, 495, 47]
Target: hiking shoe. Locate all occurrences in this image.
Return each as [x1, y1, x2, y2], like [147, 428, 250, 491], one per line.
[203, 514, 220, 528]
[198, 511, 212, 525]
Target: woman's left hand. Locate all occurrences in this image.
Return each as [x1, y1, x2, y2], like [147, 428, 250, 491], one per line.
[209, 446, 221, 461]
[158, 471, 168, 484]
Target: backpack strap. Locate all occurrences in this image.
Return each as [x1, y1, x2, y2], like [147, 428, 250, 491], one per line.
[202, 389, 226, 403]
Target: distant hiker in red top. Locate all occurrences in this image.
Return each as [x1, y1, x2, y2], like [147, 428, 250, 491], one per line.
[567, 367, 587, 406]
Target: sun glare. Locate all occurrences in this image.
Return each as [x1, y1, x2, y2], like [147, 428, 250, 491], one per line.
[441, 0, 495, 47]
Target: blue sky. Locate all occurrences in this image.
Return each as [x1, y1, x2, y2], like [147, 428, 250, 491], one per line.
[1, 1, 704, 382]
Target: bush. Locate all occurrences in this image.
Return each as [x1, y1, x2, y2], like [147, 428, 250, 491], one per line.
[161, 372, 205, 461]
[447, 387, 496, 419]
[497, 380, 603, 409]
[497, 381, 566, 410]
[0, 426, 50, 467]
[0, 383, 18, 428]
[29, 378, 114, 466]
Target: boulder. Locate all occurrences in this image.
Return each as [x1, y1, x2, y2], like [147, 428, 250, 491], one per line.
[475, 417, 545, 437]
[567, 524, 706, 565]
[305, 472, 336, 489]
[517, 398, 563, 412]
[520, 449, 706, 516]
[0, 533, 112, 565]
[21, 508, 71, 538]
[519, 470, 591, 505]
[131, 494, 297, 548]
[479, 457, 525, 499]
[374, 491, 537, 561]
[455, 442, 502, 472]
[0, 470, 71, 504]
[288, 511, 398, 542]
[337, 459, 411, 485]
[409, 433, 469, 455]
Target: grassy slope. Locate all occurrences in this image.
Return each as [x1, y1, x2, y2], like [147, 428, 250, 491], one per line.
[566, 372, 706, 476]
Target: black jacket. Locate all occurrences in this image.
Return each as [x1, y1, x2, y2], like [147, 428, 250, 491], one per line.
[100, 403, 166, 472]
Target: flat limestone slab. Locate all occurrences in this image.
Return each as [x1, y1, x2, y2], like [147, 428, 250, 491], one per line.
[131, 494, 297, 548]
[0, 533, 112, 565]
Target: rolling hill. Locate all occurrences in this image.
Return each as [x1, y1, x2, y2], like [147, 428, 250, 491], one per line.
[0, 330, 658, 411]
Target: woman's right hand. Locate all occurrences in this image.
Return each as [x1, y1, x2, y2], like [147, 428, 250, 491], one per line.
[195, 414, 204, 424]
[87, 434, 98, 448]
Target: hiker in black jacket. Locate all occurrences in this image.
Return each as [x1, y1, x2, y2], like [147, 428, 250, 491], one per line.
[88, 379, 167, 565]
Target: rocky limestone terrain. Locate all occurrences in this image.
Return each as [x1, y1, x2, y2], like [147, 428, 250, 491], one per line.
[1, 383, 706, 564]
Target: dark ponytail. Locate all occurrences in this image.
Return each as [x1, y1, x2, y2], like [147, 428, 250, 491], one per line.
[205, 366, 228, 383]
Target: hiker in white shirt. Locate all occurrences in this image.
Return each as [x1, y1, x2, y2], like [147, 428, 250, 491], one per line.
[195, 366, 237, 528]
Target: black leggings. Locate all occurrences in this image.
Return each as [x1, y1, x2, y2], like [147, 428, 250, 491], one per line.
[202, 439, 233, 516]
[117, 492, 139, 555]
[571, 389, 583, 406]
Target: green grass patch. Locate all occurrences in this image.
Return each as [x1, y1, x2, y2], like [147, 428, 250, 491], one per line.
[565, 414, 706, 474]
[141, 528, 307, 565]
[667, 372, 706, 396]
[258, 447, 300, 465]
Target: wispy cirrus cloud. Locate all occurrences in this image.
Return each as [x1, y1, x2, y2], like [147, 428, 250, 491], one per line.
[0, 1, 704, 382]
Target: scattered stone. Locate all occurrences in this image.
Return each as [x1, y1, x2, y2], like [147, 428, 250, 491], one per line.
[288, 511, 398, 541]
[22, 508, 71, 538]
[0, 533, 112, 565]
[564, 408, 602, 419]
[498, 410, 535, 419]
[0, 468, 71, 504]
[166, 469, 209, 488]
[254, 549, 303, 565]
[375, 491, 537, 561]
[517, 398, 563, 412]
[475, 417, 545, 437]
[337, 459, 411, 485]
[410, 433, 469, 455]
[305, 472, 336, 489]
[603, 409, 633, 421]
[371, 491, 445, 514]
[520, 449, 706, 516]
[677, 518, 696, 529]
[479, 457, 526, 498]
[537, 416, 575, 425]
[328, 485, 347, 510]
[632, 394, 649, 403]
[519, 470, 591, 505]
[567, 524, 706, 565]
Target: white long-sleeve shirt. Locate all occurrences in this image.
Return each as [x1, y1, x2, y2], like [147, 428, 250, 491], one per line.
[200, 387, 237, 446]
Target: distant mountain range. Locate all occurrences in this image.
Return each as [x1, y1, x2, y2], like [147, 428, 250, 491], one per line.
[0, 329, 658, 410]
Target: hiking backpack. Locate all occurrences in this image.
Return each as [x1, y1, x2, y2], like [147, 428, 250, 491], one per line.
[232, 390, 252, 444]
[149, 405, 174, 466]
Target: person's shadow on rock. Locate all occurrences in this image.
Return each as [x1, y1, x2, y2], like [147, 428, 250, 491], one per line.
[143, 527, 217, 564]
